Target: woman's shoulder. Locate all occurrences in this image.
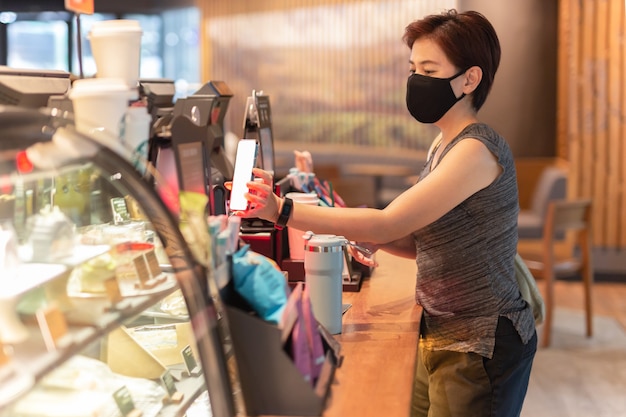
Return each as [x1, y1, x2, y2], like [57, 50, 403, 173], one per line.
[458, 122, 502, 141]
[450, 123, 514, 172]
[456, 123, 510, 152]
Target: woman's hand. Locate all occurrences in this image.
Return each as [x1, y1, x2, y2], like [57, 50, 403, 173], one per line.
[234, 168, 282, 222]
[347, 241, 379, 267]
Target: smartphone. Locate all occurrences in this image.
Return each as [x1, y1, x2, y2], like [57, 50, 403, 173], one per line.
[229, 139, 258, 211]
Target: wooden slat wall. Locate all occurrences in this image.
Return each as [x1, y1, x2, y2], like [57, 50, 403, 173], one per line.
[197, 0, 376, 89]
[607, 0, 623, 247]
[621, 1, 626, 249]
[202, 1, 305, 87]
[557, 0, 626, 248]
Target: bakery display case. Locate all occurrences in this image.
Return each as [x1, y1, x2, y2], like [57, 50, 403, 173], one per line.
[0, 106, 237, 417]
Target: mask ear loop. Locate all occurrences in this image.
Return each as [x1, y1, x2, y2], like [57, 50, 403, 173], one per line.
[446, 67, 470, 81]
[449, 67, 471, 101]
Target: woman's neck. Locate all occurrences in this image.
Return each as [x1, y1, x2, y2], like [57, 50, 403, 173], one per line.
[436, 111, 480, 144]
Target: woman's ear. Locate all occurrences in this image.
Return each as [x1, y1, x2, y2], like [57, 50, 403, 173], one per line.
[463, 66, 483, 94]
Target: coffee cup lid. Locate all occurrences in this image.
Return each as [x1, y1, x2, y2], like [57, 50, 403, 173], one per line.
[69, 78, 135, 98]
[89, 19, 142, 36]
[303, 232, 346, 251]
[285, 192, 319, 204]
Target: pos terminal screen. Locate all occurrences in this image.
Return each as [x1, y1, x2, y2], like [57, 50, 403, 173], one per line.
[258, 127, 275, 174]
[177, 142, 206, 195]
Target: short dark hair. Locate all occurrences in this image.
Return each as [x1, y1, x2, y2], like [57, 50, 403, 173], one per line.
[403, 9, 501, 111]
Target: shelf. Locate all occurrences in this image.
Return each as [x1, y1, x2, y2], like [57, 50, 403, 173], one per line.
[56, 244, 111, 267]
[0, 371, 34, 410]
[0, 275, 181, 408]
[0, 108, 231, 417]
[0, 244, 110, 300]
[0, 264, 68, 299]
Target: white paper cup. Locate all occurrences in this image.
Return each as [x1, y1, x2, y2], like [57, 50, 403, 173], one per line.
[69, 78, 134, 139]
[285, 192, 319, 260]
[88, 19, 142, 88]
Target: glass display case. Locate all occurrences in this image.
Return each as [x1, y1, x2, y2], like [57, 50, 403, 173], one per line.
[0, 105, 237, 417]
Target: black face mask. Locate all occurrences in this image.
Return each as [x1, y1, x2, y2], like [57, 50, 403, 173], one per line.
[406, 69, 467, 123]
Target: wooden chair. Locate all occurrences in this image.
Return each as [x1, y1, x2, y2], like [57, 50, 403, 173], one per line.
[517, 165, 567, 239]
[518, 198, 593, 347]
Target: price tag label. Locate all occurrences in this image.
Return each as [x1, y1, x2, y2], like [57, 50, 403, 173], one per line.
[160, 369, 184, 403]
[113, 386, 139, 416]
[110, 197, 131, 225]
[65, 0, 94, 14]
[181, 345, 201, 376]
[160, 370, 177, 396]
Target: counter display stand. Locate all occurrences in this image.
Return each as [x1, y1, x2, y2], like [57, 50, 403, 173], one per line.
[224, 303, 341, 417]
[198, 241, 341, 417]
[0, 107, 237, 417]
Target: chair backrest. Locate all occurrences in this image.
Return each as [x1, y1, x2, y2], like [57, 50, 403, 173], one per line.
[530, 166, 568, 217]
[544, 198, 593, 241]
[540, 198, 593, 278]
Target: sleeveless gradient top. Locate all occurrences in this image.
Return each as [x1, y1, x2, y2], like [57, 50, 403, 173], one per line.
[413, 123, 535, 359]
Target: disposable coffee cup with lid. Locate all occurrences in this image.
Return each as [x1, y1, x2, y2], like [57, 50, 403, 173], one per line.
[88, 19, 143, 88]
[69, 78, 135, 142]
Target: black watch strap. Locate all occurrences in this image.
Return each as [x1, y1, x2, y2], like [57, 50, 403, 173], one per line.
[274, 197, 293, 230]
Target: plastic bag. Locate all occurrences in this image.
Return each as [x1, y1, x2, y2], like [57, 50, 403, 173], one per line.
[231, 245, 289, 324]
[515, 253, 545, 325]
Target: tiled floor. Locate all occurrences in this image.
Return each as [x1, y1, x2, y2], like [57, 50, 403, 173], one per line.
[521, 280, 626, 417]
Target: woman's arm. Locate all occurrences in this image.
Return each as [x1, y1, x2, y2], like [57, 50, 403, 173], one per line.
[348, 234, 416, 267]
[379, 235, 417, 259]
[242, 138, 500, 243]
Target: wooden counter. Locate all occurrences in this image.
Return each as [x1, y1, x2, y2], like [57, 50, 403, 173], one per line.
[323, 252, 422, 417]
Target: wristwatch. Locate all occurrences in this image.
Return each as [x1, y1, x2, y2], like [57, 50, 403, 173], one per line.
[274, 197, 293, 230]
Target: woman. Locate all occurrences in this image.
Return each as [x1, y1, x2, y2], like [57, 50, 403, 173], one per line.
[240, 9, 536, 417]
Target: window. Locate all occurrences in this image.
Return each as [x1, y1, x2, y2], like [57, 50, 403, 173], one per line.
[7, 15, 70, 71]
[3, 8, 200, 86]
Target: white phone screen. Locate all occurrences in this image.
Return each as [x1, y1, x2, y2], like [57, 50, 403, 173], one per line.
[229, 139, 258, 211]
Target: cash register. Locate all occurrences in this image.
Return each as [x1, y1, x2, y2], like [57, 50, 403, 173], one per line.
[0, 66, 71, 109]
[143, 79, 234, 216]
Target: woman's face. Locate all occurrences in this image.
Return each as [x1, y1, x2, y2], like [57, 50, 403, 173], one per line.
[409, 38, 465, 96]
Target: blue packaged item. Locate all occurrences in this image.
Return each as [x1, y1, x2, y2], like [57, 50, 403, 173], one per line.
[231, 245, 289, 324]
